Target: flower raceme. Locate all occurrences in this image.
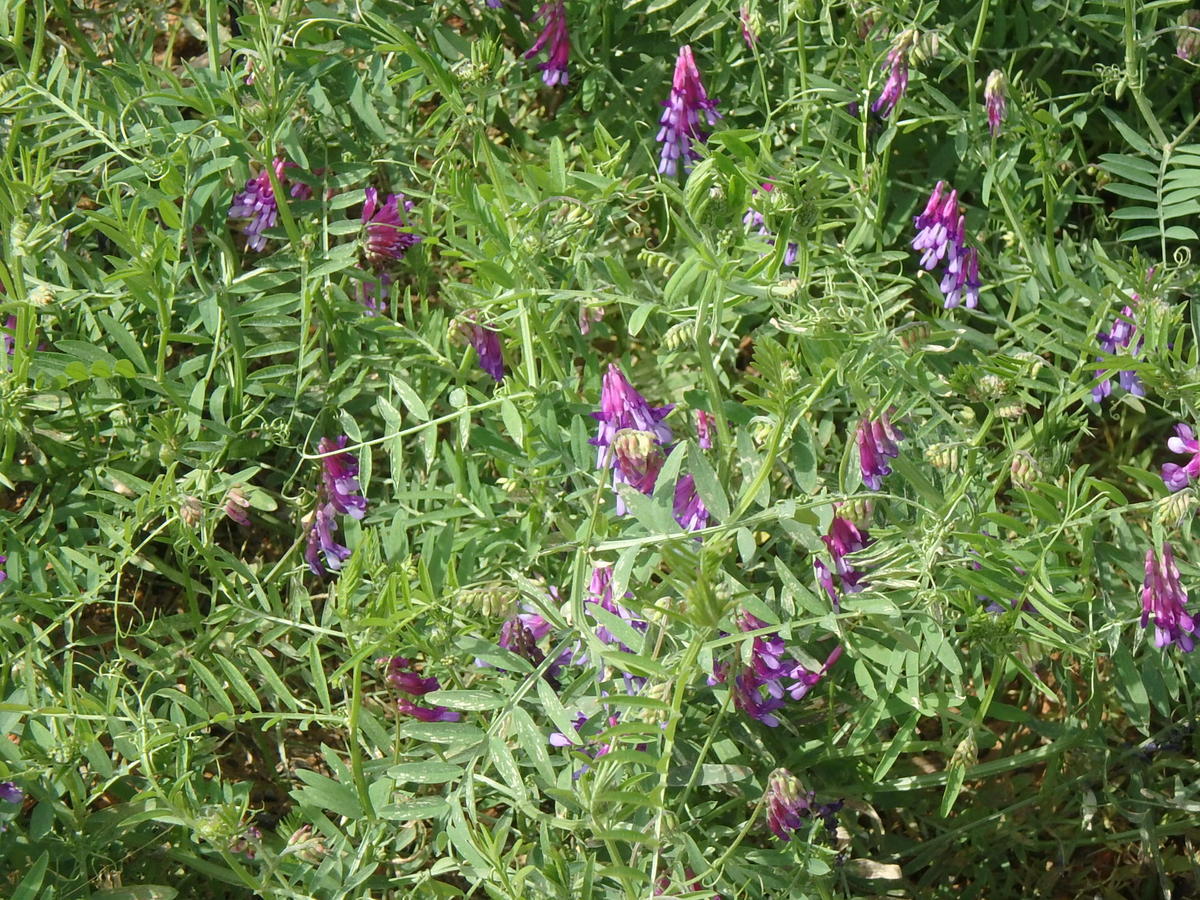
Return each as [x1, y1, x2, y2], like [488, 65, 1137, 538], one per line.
[362, 188, 421, 268]
[591, 364, 673, 515]
[764, 768, 842, 841]
[229, 157, 292, 252]
[657, 45, 721, 176]
[305, 436, 367, 577]
[380, 657, 462, 722]
[727, 612, 841, 726]
[856, 410, 904, 490]
[912, 181, 981, 309]
[815, 514, 873, 609]
[1093, 303, 1144, 403]
[985, 69, 1008, 137]
[1161, 424, 1200, 492]
[453, 312, 506, 382]
[1141, 544, 1196, 652]
[318, 436, 367, 520]
[525, 2, 570, 87]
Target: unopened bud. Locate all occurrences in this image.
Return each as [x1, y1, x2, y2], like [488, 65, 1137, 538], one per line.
[1009, 452, 1040, 489]
[224, 486, 252, 527]
[180, 495, 203, 528]
[925, 442, 963, 471]
[1178, 10, 1200, 60]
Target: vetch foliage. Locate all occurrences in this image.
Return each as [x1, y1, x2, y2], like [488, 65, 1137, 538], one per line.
[2, 1, 1200, 898]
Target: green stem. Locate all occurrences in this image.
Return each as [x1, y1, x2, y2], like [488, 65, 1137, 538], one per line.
[348, 659, 375, 820]
[1123, 0, 1169, 147]
[966, 0, 992, 118]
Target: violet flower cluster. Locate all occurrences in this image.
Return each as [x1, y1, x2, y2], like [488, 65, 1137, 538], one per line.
[1093, 303, 1144, 403]
[496, 602, 572, 684]
[380, 657, 462, 721]
[591, 364, 673, 515]
[742, 182, 799, 265]
[454, 312, 506, 382]
[815, 513, 873, 610]
[872, 32, 911, 116]
[586, 564, 646, 653]
[912, 181, 981, 309]
[228, 157, 291, 252]
[362, 188, 421, 269]
[720, 611, 841, 727]
[1161, 424, 1200, 493]
[764, 768, 842, 841]
[657, 45, 721, 176]
[1141, 543, 1196, 652]
[0, 781, 22, 805]
[525, 2, 570, 87]
[856, 409, 903, 490]
[304, 436, 366, 577]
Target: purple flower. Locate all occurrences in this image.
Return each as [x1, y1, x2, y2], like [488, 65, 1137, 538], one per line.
[764, 768, 842, 841]
[856, 410, 903, 490]
[657, 45, 721, 176]
[674, 474, 710, 531]
[318, 436, 367, 520]
[912, 182, 981, 309]
[1093, 303, 1144, 402]
[397, 698, 462, 722]
[786, 646, 842, 701]
[358, 272, 392, 317]
[586, 564, 645, 649]
[381, 657, 440, 695]
[912, 182, 962, 271]
[2, 316, 14, 358]
[732, 669, 786, 727]
[591, 364, 673, 515]
[742, 182, 799, 265]
[1142, 543, 1196, 652]
[362, 188, 421, 269]
[765, 768, 812, 839]
[229, 157, 289, 252]
[940, 245, 981, 310]
[1162, 424, 1200, 492]
[525, 2, 570, 87]
[381, 657, 462, 721]
[0, 782, 22, 804]
[984, 70, 1007, 137]
[0, 554, 7, 584]
[500, 617, 544, 657]
[695, 410, 714, 449]
[871, 43, 909, 117]
[305, 503, 350, 577]
[738, 611, 788, 682]
[816, 514, 873, 609]
[456, 314, 505, 382]
[726, 612, 837, 726]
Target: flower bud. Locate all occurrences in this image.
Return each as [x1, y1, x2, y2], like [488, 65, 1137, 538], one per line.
[180, 495, 203, 528]
[1178, 10, 1200, 60]
[1009, 452, 1040, 489]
